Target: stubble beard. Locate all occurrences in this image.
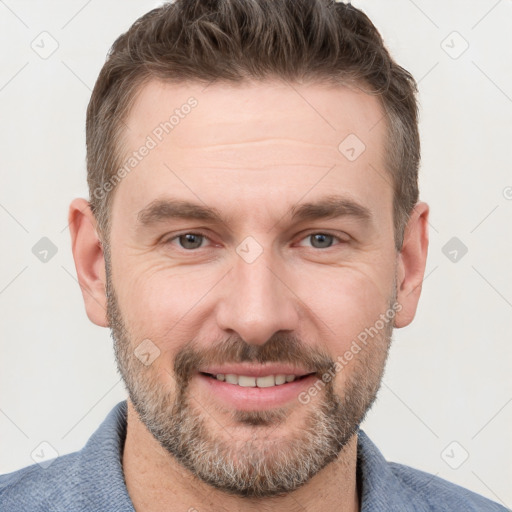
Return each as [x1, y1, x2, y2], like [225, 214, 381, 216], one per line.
[105, 253, 395, 498]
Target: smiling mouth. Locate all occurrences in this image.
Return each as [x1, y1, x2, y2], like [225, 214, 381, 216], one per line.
[200, 372, 314, 388]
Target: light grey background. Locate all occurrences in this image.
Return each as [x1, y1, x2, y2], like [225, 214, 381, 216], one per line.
[0, 0, 511, 507]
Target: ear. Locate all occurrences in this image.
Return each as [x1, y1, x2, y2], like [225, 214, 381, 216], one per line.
[394, 201, 430, 328]
[68, 198, 108, 327]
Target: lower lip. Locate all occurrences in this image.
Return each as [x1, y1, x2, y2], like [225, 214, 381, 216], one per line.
[197, 372, 318, 410]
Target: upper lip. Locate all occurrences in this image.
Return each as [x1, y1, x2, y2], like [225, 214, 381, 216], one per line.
[199, 364, 314, 378]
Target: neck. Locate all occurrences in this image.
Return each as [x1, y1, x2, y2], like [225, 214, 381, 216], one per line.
[122, 401, 360, 512]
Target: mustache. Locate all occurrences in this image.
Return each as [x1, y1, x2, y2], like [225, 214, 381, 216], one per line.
[173, 333, 336, 387]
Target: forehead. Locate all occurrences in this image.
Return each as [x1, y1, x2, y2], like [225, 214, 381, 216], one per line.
[112, 78, 391, 233]
[123, 78, 386, 156]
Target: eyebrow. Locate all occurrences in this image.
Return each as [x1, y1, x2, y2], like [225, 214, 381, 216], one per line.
[289, 195, 373, 224]
[136, 195, 373, 228]
[137, 199, 225, 225]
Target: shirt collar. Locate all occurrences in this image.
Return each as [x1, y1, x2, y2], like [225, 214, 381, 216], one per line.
[356, 428, 427, 511]
[76, 400, 134, 511]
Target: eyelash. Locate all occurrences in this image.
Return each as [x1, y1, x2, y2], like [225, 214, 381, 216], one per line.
[163, 231, 348, 251]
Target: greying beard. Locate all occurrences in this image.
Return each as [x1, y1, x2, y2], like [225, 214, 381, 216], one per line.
[105, 254, 394, 497]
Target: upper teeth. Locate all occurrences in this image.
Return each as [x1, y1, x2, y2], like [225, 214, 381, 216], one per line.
[216, 374, 298, 387]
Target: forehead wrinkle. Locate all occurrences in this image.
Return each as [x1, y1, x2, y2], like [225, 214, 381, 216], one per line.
[172, 137, 339, 150]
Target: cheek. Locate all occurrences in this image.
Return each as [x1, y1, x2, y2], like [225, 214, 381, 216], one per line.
[294, 263, 394, 345]
[113, 263, 217, 347]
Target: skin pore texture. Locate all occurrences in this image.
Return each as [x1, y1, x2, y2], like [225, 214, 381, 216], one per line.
[69, 79, 429, 512]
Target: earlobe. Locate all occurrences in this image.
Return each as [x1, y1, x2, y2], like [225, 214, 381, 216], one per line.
[68, 198, 109, 327]
[394, 201, 430, 329]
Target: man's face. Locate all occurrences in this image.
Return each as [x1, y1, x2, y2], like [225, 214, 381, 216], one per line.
[106, 79, 399, 497]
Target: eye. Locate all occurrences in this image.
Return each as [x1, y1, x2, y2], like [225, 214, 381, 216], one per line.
[163, 231, 348, 252]
[297, 232, 347, 249]
[166, 232, 210, 250]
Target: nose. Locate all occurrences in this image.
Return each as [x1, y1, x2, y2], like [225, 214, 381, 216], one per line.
[215, 250, 300, 346]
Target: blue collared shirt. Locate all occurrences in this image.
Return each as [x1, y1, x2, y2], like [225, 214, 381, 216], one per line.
[0, 401, 508, 511]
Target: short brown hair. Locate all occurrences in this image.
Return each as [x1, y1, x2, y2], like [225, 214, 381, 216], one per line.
[86, 0, 420, 251]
